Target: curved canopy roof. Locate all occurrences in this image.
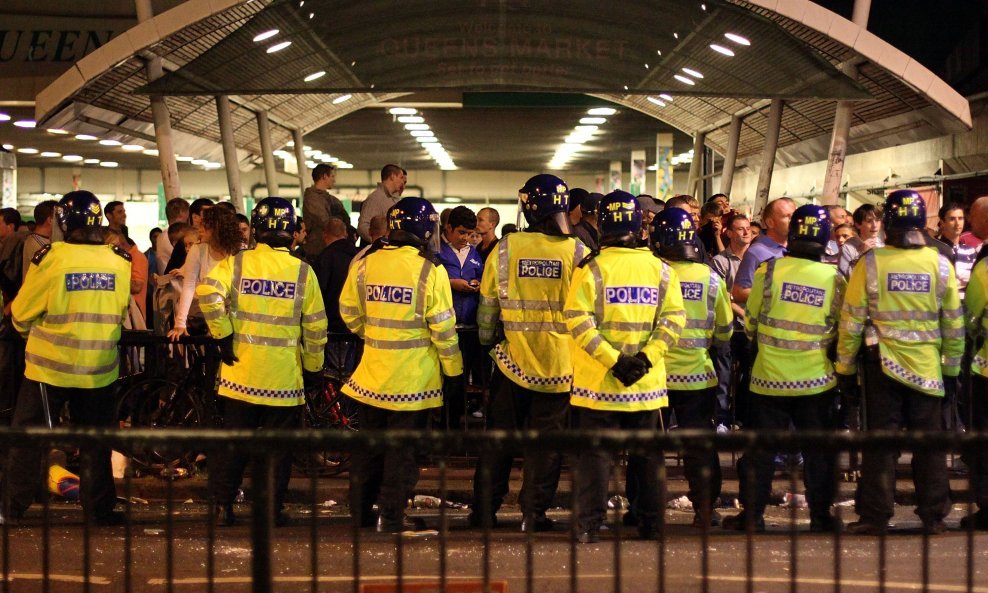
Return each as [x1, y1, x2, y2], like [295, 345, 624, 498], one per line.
[35, 0, 971, 169]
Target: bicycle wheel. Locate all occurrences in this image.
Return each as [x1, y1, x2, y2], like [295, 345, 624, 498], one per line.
[116, 378, 204, 473]
[294, 382, 358, 477]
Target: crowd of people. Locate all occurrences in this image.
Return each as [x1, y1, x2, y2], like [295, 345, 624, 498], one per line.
[1, 162, 987, 540]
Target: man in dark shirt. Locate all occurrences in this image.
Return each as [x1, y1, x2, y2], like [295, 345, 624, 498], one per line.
[303, 164, 349, 259]
[313, 217, 360, 378]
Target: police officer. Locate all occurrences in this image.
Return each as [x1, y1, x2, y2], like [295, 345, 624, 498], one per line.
[962, 253, 988, 529]
[339, 197, 463, 532]
[197, 197, 328, 527]
[3, 191, 131, 526]
[471, 174, 587, 531]
[837, 190, 964, 535]
[651, 207, 733, 528]
[722, 205, 844, 533]
[566, 191, 685, 543]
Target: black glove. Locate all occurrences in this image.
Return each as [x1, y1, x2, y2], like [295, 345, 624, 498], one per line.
[944, 376, 958, 401]
[838, 374, 859, 408]
[444, 373, 466, 400]
[303, 370, 323, 393]
[218, 334, 239, 366]
[612, 354, 648, 387]
[634, 352, 652, 370]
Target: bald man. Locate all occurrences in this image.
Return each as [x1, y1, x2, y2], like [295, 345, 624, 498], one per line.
[961, 197, 988, 251]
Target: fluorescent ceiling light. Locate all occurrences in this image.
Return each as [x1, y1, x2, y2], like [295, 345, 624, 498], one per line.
[47, 128, 69, 135]
[410, 130, 435, 137]
[332, 94, 352, 104]
[304, 71, 325, 82]
[176, 156, 194, 162]
[1, 144, 12, 150]
[75, 134, 97, 141]
[121, 144, 144, 151]
[286, 141, 295, 147]
[99, 139, 122, 146]
[674, 74, 695, 85]
[100, 161, 119, 168]
[388, 107, 417, 115]
[337, 162, 353, 169]
[253, 29, 279, 42]
[579, 117, 606, 125]
[266, 41, 291, 53]
[575, 125, 598, 133]
[84, 158, 100, 164]
[0, 114, 9, 122]
[725, 33, 750, 46]
[40, 151, 61, 157]
[659, 94, 673, 102]
[16, 148, 38, 154]
[710, 44, 734, 56]
[204, 162, 222, 169]
[647, 96, 666, 107]
[405, 123, 430, 131]
[417, 137, 439, 143]
[143, 149, 159, 156]
[14, 120, 36, 128]
[587, 107, 616, 116]
[63, 155, 84, 162]
[191, 159, 209, 165]
[682, 67, 704, 79]
[397, 116, 424, 123]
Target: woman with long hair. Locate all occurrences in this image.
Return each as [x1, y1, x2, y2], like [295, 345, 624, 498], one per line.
[167, 204, 242, 339]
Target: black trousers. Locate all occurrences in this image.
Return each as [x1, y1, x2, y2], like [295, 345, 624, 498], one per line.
[349, 399, 430, 526]
[208, 398, 300, 513]
[471, 367, 570, 519]
[731, 335, 754, 427]
[856, 374, 950, 524]
[664, 388, 723, 514]
[966, 375, 988, 510]
[712, 338, 735, 426]
[4, 380, 116, 519]
[736, 391, 837, 521]
[575, 407, 660, 531]
[0, 331, 25, 424]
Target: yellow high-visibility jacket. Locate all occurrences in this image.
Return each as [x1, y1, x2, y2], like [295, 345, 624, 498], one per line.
[664, 260, 732, 391]
[477, 231, 587, 393]
[197, 243, 327, 407]
[565, 247, 685, 411]
[746, 256, 844, 396]
[837, 246, 964, 396]
[13, 242, 131, 388]
[340, 245, 463, 411]
[967, 258, 988, 378]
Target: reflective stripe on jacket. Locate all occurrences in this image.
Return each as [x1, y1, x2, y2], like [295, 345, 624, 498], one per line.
[565, 247, 685, 411]
[746, 257, 844, 396]
[340, 245, 463, 411]
[13, 242, 131, 388]
[197, 243, 327, 406]
[663, 260, 732, 390]
[477, 231, 586, 393]
[837, 246, 964, 396]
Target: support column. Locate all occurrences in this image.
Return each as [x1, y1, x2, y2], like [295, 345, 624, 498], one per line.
[753, 99, 784, 219]
[215, 96, 244, 213]
[686, 132, 705, 198]
[821, 1, 869, 205]
[137, 0, 180, 201]
[292, 128, 308, 208]
[256, 111, 279, 198]
[720, 115, 742, 196]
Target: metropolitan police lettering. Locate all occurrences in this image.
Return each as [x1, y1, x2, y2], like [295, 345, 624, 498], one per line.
[366, 284, 414, 305]
[240, 278, 297, 299]
[780, 282, 825, 307]
[887, 273, 931, 293]
[605, 286, 659, 305]
[518, 259, 562, 279]
[65, 272, 116, 292]
[680, 282, 704, 301]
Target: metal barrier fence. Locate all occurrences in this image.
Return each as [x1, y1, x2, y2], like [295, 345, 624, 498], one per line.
[2, 428, 988, 593]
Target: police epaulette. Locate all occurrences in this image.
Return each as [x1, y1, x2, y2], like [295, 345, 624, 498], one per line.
[577, 250, 599, 268]
[418, 250, 441, 266]
[31, 244, 51, 265]
[111, 244, 132, 261]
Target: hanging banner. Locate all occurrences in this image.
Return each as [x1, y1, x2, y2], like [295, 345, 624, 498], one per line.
[630, 150, 646, 196]
[656, 133, 673, 198]
[609, 161, 622, 192]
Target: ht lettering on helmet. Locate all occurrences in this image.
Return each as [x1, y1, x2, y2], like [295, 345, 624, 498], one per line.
[366, 284, 414, 304]
[799, 216, 821, 237]
[678, 230, 695, 242]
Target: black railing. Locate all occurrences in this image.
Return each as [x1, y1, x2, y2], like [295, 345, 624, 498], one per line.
[2, 428, 988, 593]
